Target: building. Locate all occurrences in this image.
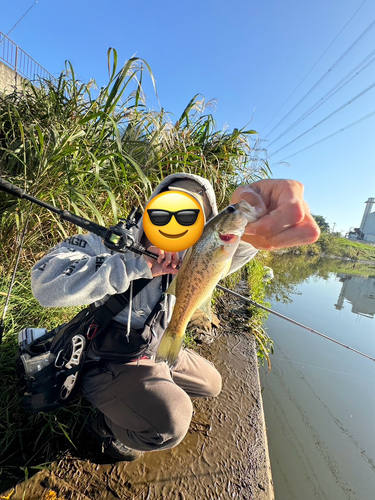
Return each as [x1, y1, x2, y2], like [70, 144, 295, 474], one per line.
[348, 197, 375, 243]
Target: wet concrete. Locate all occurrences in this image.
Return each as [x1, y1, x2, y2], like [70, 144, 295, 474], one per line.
[3, 294, 274, 500]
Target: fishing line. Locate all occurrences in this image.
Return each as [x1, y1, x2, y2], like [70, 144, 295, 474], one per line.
[0, 198, 34, 343]
[270, 355, 375, 381]
[2, 178, 373, 363]
[216, 284, 375, 363]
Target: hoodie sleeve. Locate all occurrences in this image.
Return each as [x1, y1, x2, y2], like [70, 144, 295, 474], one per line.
[31, 232, 153, 307]
[226, 241, 258, 276]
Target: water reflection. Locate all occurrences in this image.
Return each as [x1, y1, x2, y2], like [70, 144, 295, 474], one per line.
[260, 255, 375, 500]
[335, 274, 375, 318]
[264, 253, 375, 305]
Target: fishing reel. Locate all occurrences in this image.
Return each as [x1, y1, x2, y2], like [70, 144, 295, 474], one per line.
[104, 207, 141, 251]
[104, 207, 159, 260]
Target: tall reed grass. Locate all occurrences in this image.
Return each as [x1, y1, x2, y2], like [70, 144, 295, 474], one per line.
[0, 48, 270, 266]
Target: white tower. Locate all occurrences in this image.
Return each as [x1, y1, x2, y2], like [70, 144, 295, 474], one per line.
[359, 198, 375, 232]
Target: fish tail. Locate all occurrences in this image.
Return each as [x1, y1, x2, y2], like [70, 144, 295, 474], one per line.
[155, 329, 184, 367]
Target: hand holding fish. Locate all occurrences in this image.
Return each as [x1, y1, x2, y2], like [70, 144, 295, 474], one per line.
[230, 179, 320, 250]
[144, 246, 180, 277]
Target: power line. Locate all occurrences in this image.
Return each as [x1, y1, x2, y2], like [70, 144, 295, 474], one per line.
[264, 16, 375, 140]
[267, 49, 375, 148]
[261, 0, 368, 135]
[4, 1, 38, 39]
[272, 109, 375, 163]
[268, 82, 375, 158]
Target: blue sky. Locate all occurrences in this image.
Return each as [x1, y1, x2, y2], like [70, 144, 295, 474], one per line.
[1, 0, 374, 235]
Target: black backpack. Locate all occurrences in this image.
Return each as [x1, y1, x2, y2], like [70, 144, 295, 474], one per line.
[17, 278, 155, 413]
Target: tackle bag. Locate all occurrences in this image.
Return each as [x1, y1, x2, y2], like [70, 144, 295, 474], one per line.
[17, 278, 152, 413]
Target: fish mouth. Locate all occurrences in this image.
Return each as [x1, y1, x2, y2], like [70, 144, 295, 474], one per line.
[219, 233, 239, 243]
[159, 229, 188, 239]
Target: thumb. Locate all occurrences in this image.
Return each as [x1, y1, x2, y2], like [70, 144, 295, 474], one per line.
[230, 186, 267, 217]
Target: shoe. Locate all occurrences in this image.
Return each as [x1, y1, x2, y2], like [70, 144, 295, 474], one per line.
[104, 438, 144, 462]
[85, 410, 112, 439]
[187, 309, 220, 345]
[86, 411, 143, 462]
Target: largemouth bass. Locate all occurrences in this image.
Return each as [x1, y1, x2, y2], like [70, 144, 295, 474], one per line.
[155, 200, 259, 366]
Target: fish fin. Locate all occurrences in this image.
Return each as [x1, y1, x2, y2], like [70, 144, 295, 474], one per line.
[197, 294, 212, 321]
[165, 276, 177, 296]
[155, 330, 184, 367]
[220, 258, 233, 279]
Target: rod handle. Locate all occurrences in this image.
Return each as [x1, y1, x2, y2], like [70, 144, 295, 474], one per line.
[59, 210, 109, 239]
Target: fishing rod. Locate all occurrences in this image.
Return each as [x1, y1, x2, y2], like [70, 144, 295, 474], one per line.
[216, 285, 375, 363]
[0, 178, 157, 259]
[1, 178, 374, 363]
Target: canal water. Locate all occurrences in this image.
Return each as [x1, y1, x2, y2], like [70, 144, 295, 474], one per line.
[260, 256, 375, 500]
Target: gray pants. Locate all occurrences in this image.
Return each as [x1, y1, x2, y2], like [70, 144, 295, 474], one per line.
[81, 349, 222, 452]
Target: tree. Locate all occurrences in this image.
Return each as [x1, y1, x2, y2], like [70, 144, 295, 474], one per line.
[312, 214, 330, 233]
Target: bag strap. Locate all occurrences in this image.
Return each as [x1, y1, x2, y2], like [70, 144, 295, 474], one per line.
[86, 278, 152, 338]
[50, 277, 155, 355]
[144, 273, 170, 328]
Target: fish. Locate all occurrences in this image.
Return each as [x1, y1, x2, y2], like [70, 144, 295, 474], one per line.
[155, 200, 260, 366]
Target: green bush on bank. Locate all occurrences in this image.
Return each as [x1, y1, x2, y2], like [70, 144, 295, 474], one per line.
[245, 258, 274, 367]
[284, 233, 375, 262]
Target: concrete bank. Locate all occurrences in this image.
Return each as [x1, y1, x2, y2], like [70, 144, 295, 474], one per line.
[4, 297, 274, 500]
[0, 61, 23, 91]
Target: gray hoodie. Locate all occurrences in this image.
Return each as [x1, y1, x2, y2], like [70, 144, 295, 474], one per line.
[31, 173, 258, 347]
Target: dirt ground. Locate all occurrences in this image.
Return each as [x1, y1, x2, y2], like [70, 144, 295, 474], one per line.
[1, 292, 274, 500]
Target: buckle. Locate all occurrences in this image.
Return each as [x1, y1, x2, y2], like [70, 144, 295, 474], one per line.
[87, 323, 99, 340]
[55, 349, 65, 368]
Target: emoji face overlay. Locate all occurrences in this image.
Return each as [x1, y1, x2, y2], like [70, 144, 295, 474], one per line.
[143, 191, 205, 252]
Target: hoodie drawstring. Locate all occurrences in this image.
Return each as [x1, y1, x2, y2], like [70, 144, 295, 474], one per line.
[126, 280, 133, 342]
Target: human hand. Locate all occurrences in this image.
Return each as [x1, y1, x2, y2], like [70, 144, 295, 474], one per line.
[144, 246, 181, 277]
[230, 179, 320, 250]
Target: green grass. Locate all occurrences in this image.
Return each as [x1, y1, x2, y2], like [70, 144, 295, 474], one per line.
[245, 260, 274, 368]
[214, 261, 274, 368]
[258, 252, 375, 308]
[330, 237, 375, 260]
[284, 233, 375, 262]
[0, 270, 97, 490]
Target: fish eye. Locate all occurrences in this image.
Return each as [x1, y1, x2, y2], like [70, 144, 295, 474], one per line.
[226, 205, 236, 213]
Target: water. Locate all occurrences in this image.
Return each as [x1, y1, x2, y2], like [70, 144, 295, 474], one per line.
[260, 256, 375, 500]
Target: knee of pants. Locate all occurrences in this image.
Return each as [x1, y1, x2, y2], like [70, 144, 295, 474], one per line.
[106, 383, 194, 452]
[153, 390, 194, 450]
[203, 369, 222, 398]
